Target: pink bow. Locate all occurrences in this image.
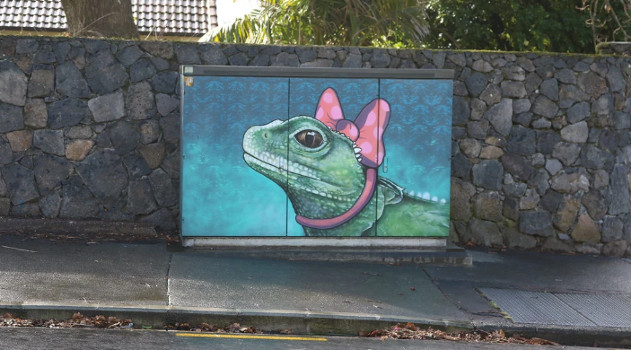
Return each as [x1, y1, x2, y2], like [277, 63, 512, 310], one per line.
[314, 88, 390, 168]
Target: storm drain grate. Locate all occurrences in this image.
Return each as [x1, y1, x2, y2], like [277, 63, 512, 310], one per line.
[480, 288, 631, 328]
[555, 293, 631, 328]
[479, 288, 595, 327]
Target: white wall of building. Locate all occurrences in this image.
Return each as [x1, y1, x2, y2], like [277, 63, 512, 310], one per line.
[216, 0, 261, 27]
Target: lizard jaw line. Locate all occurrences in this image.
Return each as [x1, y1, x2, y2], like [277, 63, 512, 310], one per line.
[243, 151, 321, 181]
[243, 152, 353, 202]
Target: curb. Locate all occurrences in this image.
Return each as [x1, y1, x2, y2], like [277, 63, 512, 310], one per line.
[3, 304, 631, 347]
[476, 323, 631, 348]
[0, 304, 472, 335]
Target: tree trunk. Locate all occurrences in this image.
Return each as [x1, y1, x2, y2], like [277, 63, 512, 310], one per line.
[60, 0, 139, 39]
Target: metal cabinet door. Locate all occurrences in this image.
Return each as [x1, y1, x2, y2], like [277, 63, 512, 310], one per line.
[181, 76, 290, 237]
[376, 78, 452, 237]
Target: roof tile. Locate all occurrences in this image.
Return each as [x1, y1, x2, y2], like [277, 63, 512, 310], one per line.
[0, 0, 212, 35]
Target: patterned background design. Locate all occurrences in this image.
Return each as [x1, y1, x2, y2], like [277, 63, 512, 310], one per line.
[380, 79, 453, 202]
[182, 76, 452, 237]
[181, 76, 295, 236]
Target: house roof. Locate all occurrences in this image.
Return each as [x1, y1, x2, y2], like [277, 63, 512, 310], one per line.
[0, 0, 216, 36]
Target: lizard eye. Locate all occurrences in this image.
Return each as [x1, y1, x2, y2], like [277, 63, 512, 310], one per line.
[294, 129, 323, 148]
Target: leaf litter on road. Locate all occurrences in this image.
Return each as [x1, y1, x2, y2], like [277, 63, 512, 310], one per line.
[164, 322, 261, 334]
[361, 322, 560, 346]
[1, 313, 261, 334]
[1, 313, 133, 329]
[2, 314, 559, 345]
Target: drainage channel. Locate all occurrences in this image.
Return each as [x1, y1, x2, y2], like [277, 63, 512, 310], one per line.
[479, 287, 631, 328]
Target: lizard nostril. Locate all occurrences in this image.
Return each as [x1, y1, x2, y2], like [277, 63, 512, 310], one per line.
[263, 131, 268, 139]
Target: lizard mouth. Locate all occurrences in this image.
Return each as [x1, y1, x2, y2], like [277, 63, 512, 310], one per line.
[243, 151, 321, 181]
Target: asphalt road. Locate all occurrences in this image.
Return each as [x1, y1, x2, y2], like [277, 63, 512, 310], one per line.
[0, 328, 599, 350]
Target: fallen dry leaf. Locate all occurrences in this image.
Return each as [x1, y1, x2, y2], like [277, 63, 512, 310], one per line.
[0, 313, 132, 329]
[361, 323, 560, 345]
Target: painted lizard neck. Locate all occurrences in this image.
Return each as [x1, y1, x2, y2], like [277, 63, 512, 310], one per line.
[294, 168, 377, 229]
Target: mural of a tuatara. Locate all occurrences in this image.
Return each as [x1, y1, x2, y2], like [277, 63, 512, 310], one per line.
[243, 88, 449, 237]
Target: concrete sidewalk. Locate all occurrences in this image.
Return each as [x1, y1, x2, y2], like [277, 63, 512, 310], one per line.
[0, 234, 630, 347]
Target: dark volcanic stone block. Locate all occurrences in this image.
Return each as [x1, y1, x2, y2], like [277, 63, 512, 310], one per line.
[76, 149, 129, 199]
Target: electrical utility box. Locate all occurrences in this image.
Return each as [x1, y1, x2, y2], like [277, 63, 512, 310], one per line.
[180, 66, 453, 248]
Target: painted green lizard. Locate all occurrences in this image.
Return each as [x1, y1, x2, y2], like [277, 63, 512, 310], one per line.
[242, 88, 449, 237]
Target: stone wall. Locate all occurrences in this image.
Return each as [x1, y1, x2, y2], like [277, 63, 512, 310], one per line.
[596, 42, 631, 56]
[0, 36, 630, 256]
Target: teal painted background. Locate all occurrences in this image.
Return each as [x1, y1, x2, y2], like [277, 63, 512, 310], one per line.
[181, 75, 452, 237]
[380, 79, 452, 202]
[181, 76, 294, 236]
